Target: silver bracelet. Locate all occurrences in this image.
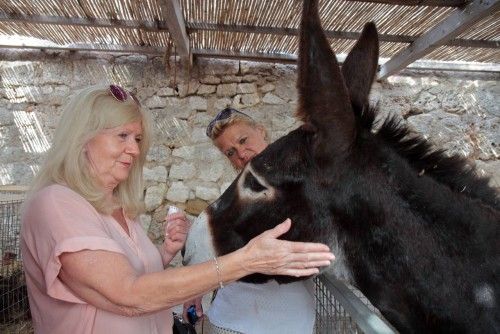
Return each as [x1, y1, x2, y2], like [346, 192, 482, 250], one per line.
[213, 257, 224, 289]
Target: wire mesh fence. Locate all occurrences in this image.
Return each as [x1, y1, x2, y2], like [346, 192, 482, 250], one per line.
[314, 275, 395, 334]
[315, 276, 362, 333]
[0, 199, 32, 334]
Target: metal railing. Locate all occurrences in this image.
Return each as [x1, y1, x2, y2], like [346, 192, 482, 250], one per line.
[314, 275, 396, 334]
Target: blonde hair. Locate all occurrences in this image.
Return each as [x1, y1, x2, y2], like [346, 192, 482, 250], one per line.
[209, 112, 268, 141]
[28, 84, 151, 218]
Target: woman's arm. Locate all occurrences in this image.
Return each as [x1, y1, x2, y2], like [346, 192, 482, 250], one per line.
[58, 219, 334, 317]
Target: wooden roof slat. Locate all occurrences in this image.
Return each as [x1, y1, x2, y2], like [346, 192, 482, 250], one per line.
[1, 12, 497, 50]
[378, 0, 500, 79]
[344, 0, 466, 7]
[0, 0, 498, 74]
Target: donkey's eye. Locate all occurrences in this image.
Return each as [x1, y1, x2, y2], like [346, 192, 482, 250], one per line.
[243, 173, 267, 192]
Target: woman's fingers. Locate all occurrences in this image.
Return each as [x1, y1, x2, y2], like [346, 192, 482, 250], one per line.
[166, 211, 186, 222]
[286, 239, 331, 253]
[265, 218, 292, 238]
[164, 216, 190, 239]
[241, 218, 334, 276]
[165, 221, 190, 235]
[279, 268, 320, 277]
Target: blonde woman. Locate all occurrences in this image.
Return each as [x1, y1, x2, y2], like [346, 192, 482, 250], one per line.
[20, 85, 334, 334]
[182, 108, 320, 334]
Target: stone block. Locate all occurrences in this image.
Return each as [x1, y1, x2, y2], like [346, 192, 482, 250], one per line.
[197, 58, 239, 76]
[237, 83, 257, 94]
[221, 75, 242, 83]
[166, 181, 190, 203]
[191, 127, 209, 143]
[195, 186, 220, 201]
[260, 83, 275, 93]
[197, 84, 216, 95]
[172, 146, 196, 160]
[143, 166, 168, 183]
[242, 74, 259, 83]
[214, 98, 232, 110]
[158, 87, 176, 97]
[147, 145, 171, 163]
[216, 83, 238, 97]
[169, 162, 196, 180]
[188, 96, 208, 111]
[185, 198, 209, 216]
[199, 161, 224, 182]
[262, 92, 285, 105]
[177, 80, 200, 98]
[200, 75, 221, 84]
[145, 184, 166, 211]
[240, 93, 260, 107]
[145, 95, 167, 109]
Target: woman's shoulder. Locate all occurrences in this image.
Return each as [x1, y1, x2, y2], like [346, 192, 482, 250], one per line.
[28, 184, 96, 215]
[34, 184, 84, 202]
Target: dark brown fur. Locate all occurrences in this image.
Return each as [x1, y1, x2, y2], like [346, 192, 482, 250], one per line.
[206, 0, 499, 332]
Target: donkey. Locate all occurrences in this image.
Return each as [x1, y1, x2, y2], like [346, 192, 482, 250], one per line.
[205, 0, 499, 332]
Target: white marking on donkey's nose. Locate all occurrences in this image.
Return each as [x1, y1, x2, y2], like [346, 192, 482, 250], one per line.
[474, 283, 495, 308]
[237, 164, 276, 201]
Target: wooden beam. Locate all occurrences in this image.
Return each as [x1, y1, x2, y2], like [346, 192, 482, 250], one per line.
[0, 12, 168, 32]
[1, 13, 498, 50]
[344, 0, 466, 6]
[187, 22, 500, 49]
[192, 49, 500, 73]
[378, 0, 500, 79]
[0, 42, 166, 54]
[1, 43, 499, 74]
[187, 22, 412, 43]
[157, 0, 190, 58]
[192, 49, 298, 63]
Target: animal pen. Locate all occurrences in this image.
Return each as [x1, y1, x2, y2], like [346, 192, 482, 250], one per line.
[0, 198, 394, 334]
[0, 199, 30, 334]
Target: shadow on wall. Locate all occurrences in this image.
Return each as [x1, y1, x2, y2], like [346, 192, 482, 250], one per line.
[0, 55, 150, 186]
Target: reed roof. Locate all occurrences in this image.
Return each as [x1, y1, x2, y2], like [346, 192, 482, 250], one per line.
[0, 0, 499, 77]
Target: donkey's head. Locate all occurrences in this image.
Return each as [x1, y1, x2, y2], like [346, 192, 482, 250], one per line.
[206, 0, 380, 284]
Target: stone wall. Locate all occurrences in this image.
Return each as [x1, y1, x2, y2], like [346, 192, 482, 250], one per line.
[1, 50, 499, 248]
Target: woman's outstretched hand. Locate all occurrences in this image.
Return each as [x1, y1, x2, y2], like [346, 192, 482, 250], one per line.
[239, 218, 334, 277]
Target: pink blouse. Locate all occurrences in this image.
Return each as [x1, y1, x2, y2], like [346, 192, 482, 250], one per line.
[20, 184, 173, 334]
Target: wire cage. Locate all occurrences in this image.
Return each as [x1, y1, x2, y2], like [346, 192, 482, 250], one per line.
[0, 199, 31, 334]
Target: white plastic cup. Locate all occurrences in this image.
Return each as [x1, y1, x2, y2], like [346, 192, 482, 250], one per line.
[165, 206, 181, 238]
[167, 205, 180, 215]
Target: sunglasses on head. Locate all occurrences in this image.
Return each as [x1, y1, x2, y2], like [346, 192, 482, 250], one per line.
[109, 84, 140, 106]
[206, 108, 252, 139]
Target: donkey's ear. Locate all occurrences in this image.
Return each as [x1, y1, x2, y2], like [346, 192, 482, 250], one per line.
[341, 22, 379, 111]
[297, 0, 356, 162]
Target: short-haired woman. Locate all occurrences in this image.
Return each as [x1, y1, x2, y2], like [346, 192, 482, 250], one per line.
[183, 108, 321, 334]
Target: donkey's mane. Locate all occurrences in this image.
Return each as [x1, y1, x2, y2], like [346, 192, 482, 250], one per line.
[357, 105, 499, 209]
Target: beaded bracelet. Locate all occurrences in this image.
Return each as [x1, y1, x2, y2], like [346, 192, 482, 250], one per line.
[213, 257, 224, 289]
